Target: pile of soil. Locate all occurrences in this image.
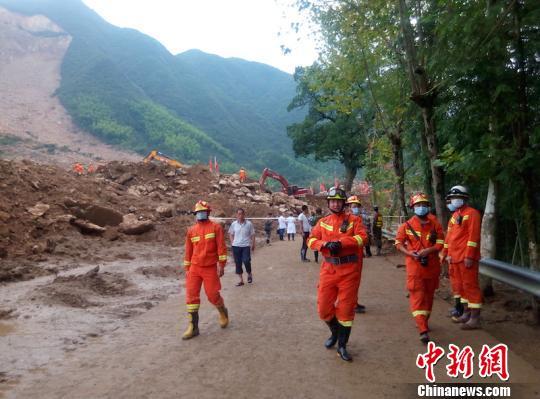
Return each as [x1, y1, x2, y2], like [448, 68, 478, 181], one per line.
[0, 159, 314, 283]
[39, 266, 133, 308]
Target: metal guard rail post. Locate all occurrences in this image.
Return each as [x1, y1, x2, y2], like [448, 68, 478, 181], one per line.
[381, 229, 540, 298]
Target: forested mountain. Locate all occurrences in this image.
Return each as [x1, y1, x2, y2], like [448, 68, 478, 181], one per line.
[0, 0, 329, 183]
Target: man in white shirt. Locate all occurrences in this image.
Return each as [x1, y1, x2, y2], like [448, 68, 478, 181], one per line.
[228, 208, 255, 286]
[277, 214, 287, 240]
[298, 205, 312, 262]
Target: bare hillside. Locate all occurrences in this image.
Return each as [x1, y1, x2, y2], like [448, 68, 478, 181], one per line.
[0, 7, 138, 165]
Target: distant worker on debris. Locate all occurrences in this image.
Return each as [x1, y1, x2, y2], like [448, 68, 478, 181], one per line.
[239, 167, 247, 183]
[441, 185, 483, 330]
[182, 200, 229, 340]
[395, 193, 444, 344]
[307, 187, 368, 362]
[72, 163, 84, 175]
[372, 206, 383, 256]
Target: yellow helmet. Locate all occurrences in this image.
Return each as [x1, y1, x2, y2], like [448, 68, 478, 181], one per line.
[346, 195, 361, 205]
[409, 192, 430, 208]
[194, 200, 211, 213]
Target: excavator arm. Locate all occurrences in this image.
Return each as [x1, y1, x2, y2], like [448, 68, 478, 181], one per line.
[259, 168, 309, 197]
[143, 150, 183, 168]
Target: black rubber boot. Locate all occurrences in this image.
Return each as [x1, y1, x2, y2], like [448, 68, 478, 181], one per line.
[354, 304, 366, 314]
[324, 317, 339, 349]
[336, 324, 353, 362]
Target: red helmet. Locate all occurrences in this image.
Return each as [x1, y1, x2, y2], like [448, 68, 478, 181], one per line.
[194, 200, 211, 212]
[409, 192, 430, 208]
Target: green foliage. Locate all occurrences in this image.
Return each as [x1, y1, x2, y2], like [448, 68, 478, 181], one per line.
[0, 0, 337, 185]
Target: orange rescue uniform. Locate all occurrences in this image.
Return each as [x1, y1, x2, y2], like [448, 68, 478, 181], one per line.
[395, 214, 444, 333]
[442, 205, 482, 309]
[307, 213, 368, 325]
[183, 220, 228, 313]
[239, 169, 246, 182]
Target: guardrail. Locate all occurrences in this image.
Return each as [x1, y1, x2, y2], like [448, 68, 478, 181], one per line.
[381, 229, 540, 298]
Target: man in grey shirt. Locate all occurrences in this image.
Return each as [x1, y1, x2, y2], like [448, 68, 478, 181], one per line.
[228, 208, 255, 286]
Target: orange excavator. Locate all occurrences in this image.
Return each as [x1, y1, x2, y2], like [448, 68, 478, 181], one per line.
[259, 168, 310, 197]
[143, 150, 183, 168]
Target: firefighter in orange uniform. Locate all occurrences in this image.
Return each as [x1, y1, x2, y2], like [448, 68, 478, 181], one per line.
[239, 167, 247, 183]
[442, 186, 482, 330]
[182, 200, 229, 340]
[346, 195, 367, 314]
[307, 187, 368, 362]
[395, 193, 444, 344]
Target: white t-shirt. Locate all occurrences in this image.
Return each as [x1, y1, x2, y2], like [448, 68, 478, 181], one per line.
[278, 216, 287, 230]
[228, 220, 255, 247]
[286, 216, 296, 234]
[298, 213, 311, 233]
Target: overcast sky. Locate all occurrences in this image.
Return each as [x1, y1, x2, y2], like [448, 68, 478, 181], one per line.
[81, 0, 319, 74]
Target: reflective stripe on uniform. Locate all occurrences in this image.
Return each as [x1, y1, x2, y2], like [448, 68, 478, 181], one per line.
[183, 260, 191, 266]
[453, 295, 461, 299]
[444, 243, 449, 248]
[205, 233, 216, 239]
[450, 217, 456, 224]
[190, 236, 201, 243]
[467, 241, 478, 247]
[353, 235, 363, 246]
[186, 303, 200, 312]
[218, 255, 227, 261]
[460, 298, 469, 304]
[412, 310, 431, 317]
[347, 222, 354, 231]
[436, 239, 444, 244]
[307, 237, 317, 248]
[463, 215, 470, 221]
[406, 229, 422, 236]
[468, 302, 482, 309]
[338, 320, 353, 327]
[320, 222, 333, 232]
[395, 240, 401, 245]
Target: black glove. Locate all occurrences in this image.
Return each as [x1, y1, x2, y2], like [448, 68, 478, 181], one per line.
[325, 241, 342, 256]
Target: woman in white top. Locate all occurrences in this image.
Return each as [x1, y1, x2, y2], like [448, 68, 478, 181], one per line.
[286, 213, 297, 241]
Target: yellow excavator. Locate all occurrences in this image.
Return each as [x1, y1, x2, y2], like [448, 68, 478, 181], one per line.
[143, 150, 183, 168]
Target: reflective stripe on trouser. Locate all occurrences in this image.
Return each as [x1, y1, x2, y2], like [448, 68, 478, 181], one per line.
[455, 261, 482, 308]
[407, 276, 439, 334]
[186, 265, 224, 307]
[448, 263, 462, 300]
[317, 266, 361, 324]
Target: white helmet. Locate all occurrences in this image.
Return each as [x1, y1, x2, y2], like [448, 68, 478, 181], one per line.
[447, 185, 469, 199]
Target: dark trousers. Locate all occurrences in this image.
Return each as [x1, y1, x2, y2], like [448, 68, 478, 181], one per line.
[278, 228, 285, 240]
[301, 232, 310, 260]
[265, 230, 271, 244]
[288, 233, 295, 241]
[232, 246, 252, 275]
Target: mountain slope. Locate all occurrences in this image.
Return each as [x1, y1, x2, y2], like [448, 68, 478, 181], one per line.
[0, 0, 328, 183]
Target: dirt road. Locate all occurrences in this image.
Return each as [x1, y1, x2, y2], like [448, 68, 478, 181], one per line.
[2, 240, 539, 398]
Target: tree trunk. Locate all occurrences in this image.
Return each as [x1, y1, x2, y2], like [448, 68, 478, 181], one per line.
[398, 0, 446, 225]
[343, 163, 357, 192]
[389, 124, 407, 217]
[480, 179, 497, 297]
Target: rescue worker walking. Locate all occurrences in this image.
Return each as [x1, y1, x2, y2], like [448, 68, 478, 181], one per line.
[307, 187, 368, 362]
[346, 196, 367, 314]
[395, 193, 445, 344]
[442, 186, 482, 330]
[182, 200, 229, 340]
[239, 167, 247, 183]
[372, 206, 383, 255]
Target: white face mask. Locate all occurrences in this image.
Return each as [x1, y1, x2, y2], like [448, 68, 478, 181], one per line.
[450, 198, 464, 209]
[196, 211, 208, 221]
